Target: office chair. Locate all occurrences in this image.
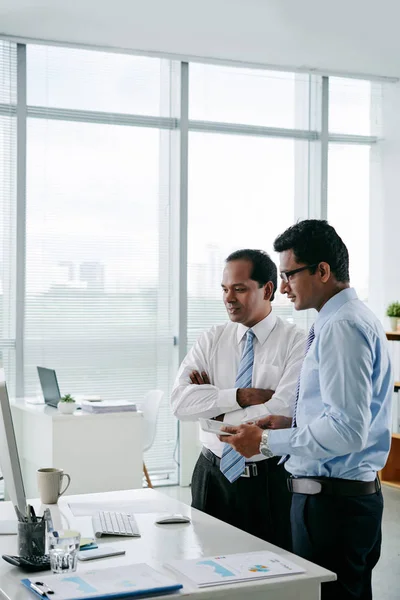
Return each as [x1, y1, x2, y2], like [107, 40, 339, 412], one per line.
[140, 390, 164, 488]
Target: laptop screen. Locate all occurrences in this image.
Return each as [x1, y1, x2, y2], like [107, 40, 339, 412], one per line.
[37, 367, 61, 406]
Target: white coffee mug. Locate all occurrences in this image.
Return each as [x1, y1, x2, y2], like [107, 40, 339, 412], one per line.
[37, 468, 71, 504]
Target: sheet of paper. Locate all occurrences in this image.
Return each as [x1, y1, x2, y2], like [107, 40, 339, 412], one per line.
[68, 500, 167, 517]
[166, 551, 305, 587]
[24, 564, 182, 600]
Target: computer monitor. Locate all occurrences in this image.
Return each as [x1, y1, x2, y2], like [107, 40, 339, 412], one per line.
[37, 367, 61, 408]
[0, 370, 26, 514]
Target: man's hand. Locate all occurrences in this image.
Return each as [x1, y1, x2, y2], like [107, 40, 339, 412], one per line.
[256, 415, 292, 430]
[189, 370, 211, 385]
[218, 424, 263, 458]
[237, 388, 274, 408]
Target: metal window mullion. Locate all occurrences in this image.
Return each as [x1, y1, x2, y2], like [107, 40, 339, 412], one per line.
[189, 119, 317, 140]
[328, 133, 378, 145]
[27, 106, 177, 129]
[320, 76, 329, 220]
[15, 44, 27, 397]
[178, 62, 189, 364]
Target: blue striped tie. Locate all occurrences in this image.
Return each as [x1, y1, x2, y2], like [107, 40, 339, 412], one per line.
[292, 324, 315, 427]
[220, 329, 255, 482]
[279, 324, 315, 465]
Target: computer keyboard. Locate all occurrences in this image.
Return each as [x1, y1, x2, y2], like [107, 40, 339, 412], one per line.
[92, 511, 140, 538]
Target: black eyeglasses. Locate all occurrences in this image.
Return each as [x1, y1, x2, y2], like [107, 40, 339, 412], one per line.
[280, 264, 318, 283]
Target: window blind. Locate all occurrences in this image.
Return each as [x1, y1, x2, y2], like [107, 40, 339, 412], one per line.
[24, 45, 177, 482]
[0, 41, 17, 393]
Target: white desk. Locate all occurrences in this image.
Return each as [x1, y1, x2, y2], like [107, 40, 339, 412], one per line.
[10, 399, 144, 496]
[0, 488, 335, 600]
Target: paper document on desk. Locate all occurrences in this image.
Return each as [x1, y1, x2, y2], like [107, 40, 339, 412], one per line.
[81, 401, 137, 414]
[69, 500, 167, 517]
[22, 563, 182, 599]
[166, 551, 305, 587]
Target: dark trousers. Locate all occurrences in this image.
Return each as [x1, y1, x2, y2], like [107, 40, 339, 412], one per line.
[191, 451, 292, 551]
[291, 490, 383, 600]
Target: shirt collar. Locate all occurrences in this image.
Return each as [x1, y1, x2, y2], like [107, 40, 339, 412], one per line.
[314, 287, 358, 336]
[236, 310, 277, 346]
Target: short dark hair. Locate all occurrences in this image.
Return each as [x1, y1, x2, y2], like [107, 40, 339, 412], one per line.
[225, 249, 277, 301]
[273, 220, 350, 283]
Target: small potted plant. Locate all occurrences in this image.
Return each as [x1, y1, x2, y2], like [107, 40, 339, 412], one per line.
[386, 302, 400, 332]
[58, 393, 77, 414]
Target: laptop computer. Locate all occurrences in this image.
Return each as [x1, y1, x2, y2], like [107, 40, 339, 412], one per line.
[37, 367, 62, 408]
[37, 367, 101, 408]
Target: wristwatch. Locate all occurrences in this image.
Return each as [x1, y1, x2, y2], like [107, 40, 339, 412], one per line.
[259, 430, 274, 458]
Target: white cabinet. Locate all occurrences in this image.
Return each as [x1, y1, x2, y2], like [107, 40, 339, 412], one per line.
[10, 399, 144, 497]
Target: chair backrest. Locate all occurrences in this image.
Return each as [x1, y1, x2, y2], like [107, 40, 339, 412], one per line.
[140, 390, 164, 453]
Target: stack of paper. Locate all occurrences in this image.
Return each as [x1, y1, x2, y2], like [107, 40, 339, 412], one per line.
[22, 563, 182, 599]
[81, 401, 137, 414]
[166, 551, 305, 587]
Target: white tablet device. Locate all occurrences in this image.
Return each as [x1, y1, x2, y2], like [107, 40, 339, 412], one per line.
[199, 418, 233, 436]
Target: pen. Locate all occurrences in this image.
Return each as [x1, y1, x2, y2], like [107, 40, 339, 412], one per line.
[29, 505, 37, 523]
[29, 582, 46, 596]
[35, 581, 54, 595]
[26, 505, 31, 523]
[43, 508, 54, 532]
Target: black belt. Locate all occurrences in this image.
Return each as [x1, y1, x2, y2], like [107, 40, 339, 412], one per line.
[287, 476, 381, 496]
[201, 447, 260, 478]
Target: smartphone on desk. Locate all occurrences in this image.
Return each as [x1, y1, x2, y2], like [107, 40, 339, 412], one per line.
[199, 418, 233, 436]
[77, 546, 126, 561]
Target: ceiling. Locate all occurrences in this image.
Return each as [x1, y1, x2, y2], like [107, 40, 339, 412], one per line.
[0, 0, 400, 79]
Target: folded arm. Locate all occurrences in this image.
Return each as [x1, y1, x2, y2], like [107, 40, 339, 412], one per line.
[224, 332, 305, 425]
[170, 332, 240, 421]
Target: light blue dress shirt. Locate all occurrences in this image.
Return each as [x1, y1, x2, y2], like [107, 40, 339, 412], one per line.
[269, 288, 393, 481]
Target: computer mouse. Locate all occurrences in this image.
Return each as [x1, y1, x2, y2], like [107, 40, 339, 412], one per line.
[155, 514, 191, 525]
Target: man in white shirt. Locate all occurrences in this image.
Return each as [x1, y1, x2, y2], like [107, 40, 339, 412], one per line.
[171, 249, 306, 550]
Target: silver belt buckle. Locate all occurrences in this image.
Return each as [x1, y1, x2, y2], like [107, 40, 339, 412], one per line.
[241, 464, 258, 478]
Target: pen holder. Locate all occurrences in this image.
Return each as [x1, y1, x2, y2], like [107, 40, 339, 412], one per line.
[18, 520, 46, 557]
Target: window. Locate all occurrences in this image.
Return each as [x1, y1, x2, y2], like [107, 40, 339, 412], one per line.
[329, 77, 374, 136]
[188, 132, 304, 345]
[0, 41, 17, 392]
[0, 41, 382, 486]
[190, 63, 310, 129]
[27, 45, 163, 116]
[328, 144, 370, 301]
[25, 46, 177, 483]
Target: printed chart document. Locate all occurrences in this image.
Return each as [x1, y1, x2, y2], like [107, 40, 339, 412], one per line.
[166, 551, 305, 587]
[22, 563, 182, 599]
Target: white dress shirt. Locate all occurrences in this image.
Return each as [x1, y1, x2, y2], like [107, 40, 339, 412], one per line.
[171, 312, 306, 459]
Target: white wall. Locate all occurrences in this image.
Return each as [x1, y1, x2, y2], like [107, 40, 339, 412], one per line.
[370, 82, 400, 325]
[1, 0, 400, 78]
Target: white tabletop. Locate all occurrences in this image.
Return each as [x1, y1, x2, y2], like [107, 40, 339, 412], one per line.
[10, 397, 142, 420]
[0, 488, 336, 600]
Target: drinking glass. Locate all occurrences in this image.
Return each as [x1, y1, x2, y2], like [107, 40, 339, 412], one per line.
[48, 530, 80, 573]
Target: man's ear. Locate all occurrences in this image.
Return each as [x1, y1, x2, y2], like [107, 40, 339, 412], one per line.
[318, 262, 331, 283]
[263, 281, 274, 301]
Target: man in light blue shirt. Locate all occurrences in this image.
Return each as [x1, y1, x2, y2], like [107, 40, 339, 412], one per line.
[222, 220, 393, 600]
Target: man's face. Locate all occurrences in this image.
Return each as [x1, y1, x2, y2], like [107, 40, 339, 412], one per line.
[221, 260, 270, 327]
[279, 249, 320, 311]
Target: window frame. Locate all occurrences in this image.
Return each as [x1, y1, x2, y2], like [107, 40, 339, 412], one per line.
[0, 40, 379, 485]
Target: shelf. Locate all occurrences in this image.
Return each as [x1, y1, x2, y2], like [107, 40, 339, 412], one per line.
[381, 435, 400, 488]
[381, 480, 400, 490]
[386, 332, 400, 341]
